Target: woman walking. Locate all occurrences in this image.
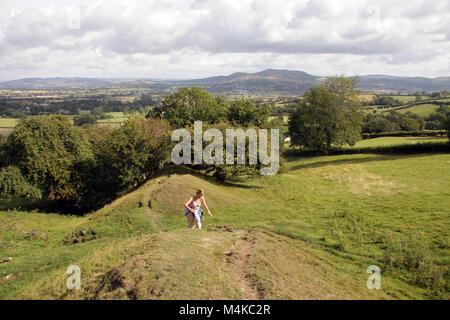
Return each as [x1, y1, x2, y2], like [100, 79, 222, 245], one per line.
[184, 188, 212, 229]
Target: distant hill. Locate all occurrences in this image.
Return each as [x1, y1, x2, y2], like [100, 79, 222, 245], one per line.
[1, 70, 449, 94]
[173, 69, 321, 95]
[0, 77, 139, 89]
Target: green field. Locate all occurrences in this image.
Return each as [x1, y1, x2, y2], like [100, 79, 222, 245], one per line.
[0, 140, 448, 299]
[0, 113, 135, 129]
[373, 103, 441, 118]
[97, 112, 138, 123]
[346, 136, 448, 148]
[269, 115, 290, 123]
[0, 118, 19, 128]
[396, 104, 441, 117]
[387, 96, 427, 103]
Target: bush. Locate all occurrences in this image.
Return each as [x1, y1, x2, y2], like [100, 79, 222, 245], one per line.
[363, 116, 399, 133]
[361, 130, 446, 139]
[0, 166, 41, 200]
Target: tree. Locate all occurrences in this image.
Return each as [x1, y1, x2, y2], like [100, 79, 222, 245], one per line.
[227, 99, 271, 127]
[84, 117, 171, 209]
[148, 87, 229, 127]
[363, 115, 398, 133]
[175, 122, 284, 181]
[288, 76, 363, 151]
[73, 113, 97, 126]
[3, 115, 94, 207]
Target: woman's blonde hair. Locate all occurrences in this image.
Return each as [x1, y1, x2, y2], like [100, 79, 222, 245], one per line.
[196, 188, 204, 196]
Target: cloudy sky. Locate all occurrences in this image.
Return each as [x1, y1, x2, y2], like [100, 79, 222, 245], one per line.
[0, 0, 449, 81]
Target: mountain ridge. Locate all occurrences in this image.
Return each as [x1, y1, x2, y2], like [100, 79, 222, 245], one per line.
[1, 69, 449, 94]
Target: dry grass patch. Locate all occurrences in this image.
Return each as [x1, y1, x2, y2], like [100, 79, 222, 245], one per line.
[309, 164, 400, 194]
[250, 230, 388, 299]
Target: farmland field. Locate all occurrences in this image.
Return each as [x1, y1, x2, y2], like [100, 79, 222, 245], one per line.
[97, 112, 135, 123]
[396, 104, 441, 117]
[387, 95, 427, 103]
[346, 136, 448, 148]
[269, 115, 290, 123]
[0, 118, 19, 128]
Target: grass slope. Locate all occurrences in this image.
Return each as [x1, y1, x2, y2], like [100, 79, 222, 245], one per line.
[0, 152, 449, 300]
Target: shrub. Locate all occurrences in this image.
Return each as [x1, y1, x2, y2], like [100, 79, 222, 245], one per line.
[0, 166, 41, 200]
[361, 130, 446, 139]
[363, 116, 399, 133]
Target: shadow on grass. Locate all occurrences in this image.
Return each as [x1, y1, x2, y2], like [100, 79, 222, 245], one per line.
[163, 164, 262, 189]
[288, 152, 446, 172]
[284, 141, 449, 158]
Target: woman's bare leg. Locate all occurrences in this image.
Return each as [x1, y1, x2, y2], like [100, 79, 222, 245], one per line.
[186, 213, 195, 229]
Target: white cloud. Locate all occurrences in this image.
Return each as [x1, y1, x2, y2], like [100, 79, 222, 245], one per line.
[0, 0, 449, 80]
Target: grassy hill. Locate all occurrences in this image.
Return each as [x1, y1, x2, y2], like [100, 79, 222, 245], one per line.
[0, 150, 449, 299]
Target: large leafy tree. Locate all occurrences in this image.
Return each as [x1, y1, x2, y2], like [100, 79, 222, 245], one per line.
[84, 117, 171, 209]
[3, 115, 94, 205]
[227, 99, 271, 127]
[288, 76, 363, 151]
[1, 116, 172, 211]
[148, 87, 229, 127]
[148, 87, 271, 128]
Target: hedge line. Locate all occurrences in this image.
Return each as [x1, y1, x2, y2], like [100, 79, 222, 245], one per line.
[361, 130, 446, 139]
[285, 141, 450, 157]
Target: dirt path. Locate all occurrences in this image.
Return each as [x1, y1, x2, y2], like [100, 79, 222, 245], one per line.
[225, 230, 264, 299]
[141, 177, 169, 233]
